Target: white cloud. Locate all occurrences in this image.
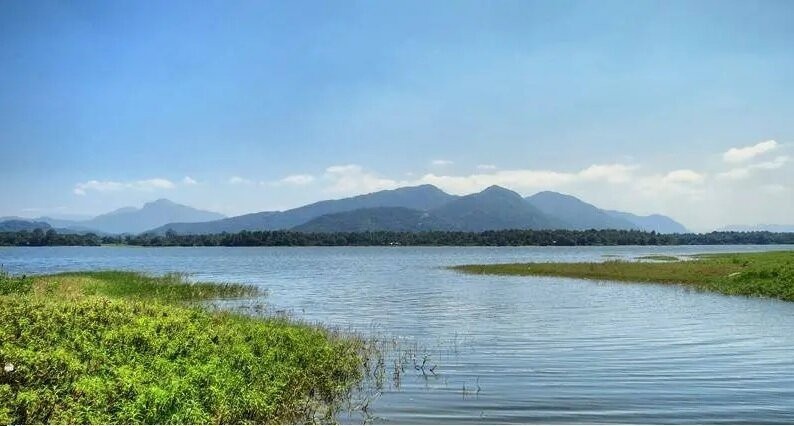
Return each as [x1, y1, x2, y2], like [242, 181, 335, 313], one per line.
[139, 178, 175, 190]
[326, 164, 362, 174]
[408, 163, 638, 195]
[417, 170, 572, 194]
[634, 170, 706, 198]
[314, 162, 705, 207]
[577, 164, 638, 183]
[661, 169, 706, 184]
[182, 176, 198, 185]
[324, 164, 401, 194]
[270, 174, 316, 186]
[74, 181, 123, 195]
[73, 178, 175, 196]
[716, 168, 750, 180]
[722, 140, 777, 163]
[717, 155, 789, 180]
[476, 164, 497, 170]
[753, 155, 789, 170]
[431, 159, 453, 166]
[228, 176, 253, 185]
[310, 162, 640, 197]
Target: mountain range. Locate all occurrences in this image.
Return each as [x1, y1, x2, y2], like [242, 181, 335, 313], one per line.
[148, 184, 456, 234]
[2, 186, 690, 235]
[1, 199, 225, 234]
[146, 185, 687, 235]
[0, 220, 54, 233]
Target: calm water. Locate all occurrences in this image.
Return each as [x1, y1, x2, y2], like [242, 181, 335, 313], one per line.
[2, 245, 794, 423]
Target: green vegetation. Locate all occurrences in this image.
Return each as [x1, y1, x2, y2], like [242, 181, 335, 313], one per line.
[2, 228, 794, 247]
[452, 251, 794, 302]
[636, 255, 680, 261]
[0, 271, 365, 424]
[0, 270, 33, 296]
[52, 271, 262, 302]
[0, 228, 102, 246]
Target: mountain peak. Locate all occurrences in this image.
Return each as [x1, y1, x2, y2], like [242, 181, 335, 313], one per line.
[429, 184, 564, 231]
[479, 185, 520, 197]
[531, 190, 570, 197]
[143, 198, 178, 208]
[527, 191, 591, 206]
[66, 199, 227, 234]
[400, 184, 444, 192]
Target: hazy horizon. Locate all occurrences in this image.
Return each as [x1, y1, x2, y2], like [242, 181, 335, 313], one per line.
[2, 0, 793, 231]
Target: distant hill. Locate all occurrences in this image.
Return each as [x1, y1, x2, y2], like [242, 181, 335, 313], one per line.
[293, 207, 452, 232]
[0, 216, 97, 234]
[148, 184, 692, 234]
[430, 186, 566, 231]
[0, 220, 52, 232]
[525, 191, 637, 230]
[0, 215, 92, 229]
[604, 210, 688, 234]
[295, 186, 568, 233]
[150, 185, 456, 235]
[719, 224, 794, 233]
[2, 187, 691, 235]
[4, 199, 225, 235]
[80, 199, 225, 234]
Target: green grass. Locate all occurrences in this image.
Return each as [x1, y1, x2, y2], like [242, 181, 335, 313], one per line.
[53, 271, 262, 302]
[0, 271, 365, 424]
[452, 251, 794, 302]
[0, 270, 32, 296]
[635, 255, 680, 261]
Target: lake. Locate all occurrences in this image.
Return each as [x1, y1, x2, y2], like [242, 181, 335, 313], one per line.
[2, 245, 794, 423]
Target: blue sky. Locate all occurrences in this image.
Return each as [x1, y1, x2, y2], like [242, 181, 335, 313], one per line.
[1, 0, 793, 230]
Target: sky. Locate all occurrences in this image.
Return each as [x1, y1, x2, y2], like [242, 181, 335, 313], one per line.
[1, 0, 793, 231]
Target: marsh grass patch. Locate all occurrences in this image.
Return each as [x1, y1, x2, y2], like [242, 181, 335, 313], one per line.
[0, 270, 369, 424]
[452, 251, 794, 302]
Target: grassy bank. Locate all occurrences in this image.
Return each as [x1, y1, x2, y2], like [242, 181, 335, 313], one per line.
[0, 270, 365, 424]
[452, 251, 794, 302]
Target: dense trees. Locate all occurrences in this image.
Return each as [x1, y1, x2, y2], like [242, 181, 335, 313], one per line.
[0, 230, 102, 246]
[1, 228, 793, 247]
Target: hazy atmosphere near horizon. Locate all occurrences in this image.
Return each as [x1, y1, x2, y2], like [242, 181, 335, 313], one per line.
[2, 0, 793, 231]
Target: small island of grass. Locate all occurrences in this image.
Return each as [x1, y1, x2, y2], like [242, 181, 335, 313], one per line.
[0, 271, 365, 424]
[452, 251, 794, 302]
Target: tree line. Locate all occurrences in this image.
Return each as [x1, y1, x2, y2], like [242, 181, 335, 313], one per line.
[2, 228, 794, 247]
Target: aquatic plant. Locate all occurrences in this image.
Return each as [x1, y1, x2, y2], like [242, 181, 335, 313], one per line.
[452, 251, 794, 302]
[0, 271, 364, 424]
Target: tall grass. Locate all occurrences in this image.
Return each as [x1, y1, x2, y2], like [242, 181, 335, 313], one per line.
[54, 270, 262, 302]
